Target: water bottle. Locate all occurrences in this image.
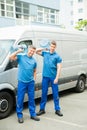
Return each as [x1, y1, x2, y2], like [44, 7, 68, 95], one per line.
[39, 39, 50, 49]
[10, 44, 27, 54]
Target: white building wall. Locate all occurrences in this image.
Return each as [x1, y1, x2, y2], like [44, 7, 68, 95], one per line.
[84, 0, 87, 19]
[59, 0, 87, 29]
[73, 0, 87, 27]
[73, 0, 84, 26]
[59, 0, 73, 29]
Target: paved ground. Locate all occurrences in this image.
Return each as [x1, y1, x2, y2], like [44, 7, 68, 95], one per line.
[0, 88, 87, 130]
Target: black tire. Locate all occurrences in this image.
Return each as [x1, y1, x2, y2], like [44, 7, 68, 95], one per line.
[75, 76, 85, 93]
[0, 91, 14, 119]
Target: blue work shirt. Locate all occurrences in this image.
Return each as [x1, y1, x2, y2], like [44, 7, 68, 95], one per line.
[42, 51, 62, 78]
[17, 54, 37, 83]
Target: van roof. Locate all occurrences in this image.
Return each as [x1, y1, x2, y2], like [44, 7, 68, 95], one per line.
[0, 24, 87, 40]
[0, 25, 33, 40]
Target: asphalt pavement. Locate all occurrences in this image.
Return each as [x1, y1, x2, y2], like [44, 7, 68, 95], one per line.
[0, 88, 87, 130]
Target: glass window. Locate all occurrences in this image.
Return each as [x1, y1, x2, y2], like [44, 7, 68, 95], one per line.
[37, 6, 59, 25]
[6, 12, 13, 17]
[44, 8, 49, 13]
[18, 40, 32, 48]
[78, 8, 83, 13]
[0, 40, 15, 65]
[6, 0, 13, 4]
[37, 12, 43, 22]
[50, 19, 55, 23]
[50, 14, 55, 19]
[38, 6, 43, 11]
[71, 11, 73, 15]
[16, 14, 22, 18]
[38, 17, 43, 22]
[44, 8, 49, 20]
[78, 18, 83, 21]
[6, 5, 13, 11]
[23, 2, 29, 8]
[15, 1, 21, 7]
[38, 12, 43, 16]
[23, 9, 29, 14]
[24, 15, 29, 20]
[50, 9, 55, 13]
[0, 4, 5, 9]
[70, 1, 73, 6]
[16, 7, 21, 13]
[78, 0, 83, 2]
[0, 0, 4, 3]
[1, 11, 5, 16]
[0, 0, 14, 17]
[70, 20, 73, 25]
[15, 1, 30, 21]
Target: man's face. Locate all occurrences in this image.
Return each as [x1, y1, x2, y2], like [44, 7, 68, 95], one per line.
[28, 48, 36, 57]
[50, 44, 56, 53]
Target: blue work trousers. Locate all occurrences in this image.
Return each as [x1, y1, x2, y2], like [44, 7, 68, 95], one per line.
[16, 80, 36, 118]
[40, 77, 60, 111]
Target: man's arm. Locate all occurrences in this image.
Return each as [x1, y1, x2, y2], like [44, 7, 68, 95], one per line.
[9, 49, 23, 61]
[36, 48, 47, 55]
[34, 68, 37, 80]
[54, 63, 62, 84]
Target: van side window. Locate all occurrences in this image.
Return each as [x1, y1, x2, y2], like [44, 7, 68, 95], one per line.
[5, 40, 33, 71]
[18, 40, 32, 48]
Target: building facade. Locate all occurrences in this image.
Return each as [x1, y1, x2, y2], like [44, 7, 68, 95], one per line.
[59, 0, 74, 29]
[1, 0, 87, 29]
[0, 0, 60, 27]
[73, 0, 87, 27]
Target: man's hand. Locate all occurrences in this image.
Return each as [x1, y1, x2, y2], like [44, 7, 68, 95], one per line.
[54, 78, 58, 84]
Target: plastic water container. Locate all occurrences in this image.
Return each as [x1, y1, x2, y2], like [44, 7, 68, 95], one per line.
[10, 44, 27, 54]
[39, 39, 50, 49]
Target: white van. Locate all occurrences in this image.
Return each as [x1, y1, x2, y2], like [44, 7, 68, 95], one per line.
[0, 25, 87, 119]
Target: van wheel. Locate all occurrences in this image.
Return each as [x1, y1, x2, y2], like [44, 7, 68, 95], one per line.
[75, 76, 85, 93]
[0, 91, 13, 119]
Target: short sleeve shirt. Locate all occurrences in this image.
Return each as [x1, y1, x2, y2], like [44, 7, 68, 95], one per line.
[42, 51, 62, 78]
[17, 54, 37, 82]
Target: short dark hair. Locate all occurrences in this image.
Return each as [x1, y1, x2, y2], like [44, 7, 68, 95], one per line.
[28, 45, 36, 50]
[51, 40, 56, 46]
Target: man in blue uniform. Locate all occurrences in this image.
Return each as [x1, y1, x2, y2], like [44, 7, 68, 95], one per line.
[36, 41, 63, 117]
[9, 45, 40, 123]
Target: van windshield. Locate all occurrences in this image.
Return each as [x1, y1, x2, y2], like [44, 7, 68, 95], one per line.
[0, 40, 15, 65]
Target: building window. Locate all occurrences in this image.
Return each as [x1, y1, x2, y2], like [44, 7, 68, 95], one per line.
[78, 0, 83, 2]
[37, 6, 44, 23]
[49, 9, 56, 24]
[78, 8, 83, 13]
[71, 11, 73, 15]
[78, 18, 83, 21]
[70, 20, 73, 25]
[0, 0, 14, 18]
[37, 6, 59, 25]
[44, 8, 49, 23]
[6, 0, 13, 4]
[15, 1, 29, 20]
[70, 1, 73, 6]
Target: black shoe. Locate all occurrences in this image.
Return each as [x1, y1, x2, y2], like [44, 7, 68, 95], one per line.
[31, 116, 40, 121]
[55, 110, 63, 116]
[18, 118, 24, 123]
[37, 110, 45, 116]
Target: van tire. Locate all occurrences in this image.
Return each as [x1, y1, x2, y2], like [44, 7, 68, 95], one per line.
[0, 91, 13, 119]
[75, 76, 85, 93]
